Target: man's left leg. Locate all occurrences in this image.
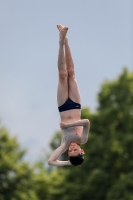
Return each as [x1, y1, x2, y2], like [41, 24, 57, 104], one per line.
[65, 37, 81, 104]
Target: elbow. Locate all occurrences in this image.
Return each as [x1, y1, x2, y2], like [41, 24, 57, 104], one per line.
[85, 119, 90, 130]
[87, 119, 90, 126]
[87, 119, 90, 123]
[85, 119, 90, 126]
[48, 159, 52, 165]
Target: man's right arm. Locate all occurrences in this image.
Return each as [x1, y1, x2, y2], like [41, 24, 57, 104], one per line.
[48, 144, 72, 166]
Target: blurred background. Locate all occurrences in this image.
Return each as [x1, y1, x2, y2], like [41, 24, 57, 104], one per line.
[0, 1, 133, 200]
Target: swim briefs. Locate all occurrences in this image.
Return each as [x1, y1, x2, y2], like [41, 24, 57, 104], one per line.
[58, 98, 81, 112]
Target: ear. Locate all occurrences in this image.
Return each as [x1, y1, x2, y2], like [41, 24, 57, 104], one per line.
[81, 149, 85, 155]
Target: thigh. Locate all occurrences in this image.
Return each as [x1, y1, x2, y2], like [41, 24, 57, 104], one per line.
[68, 77, 81, 104]
[57, 79, 68, 107]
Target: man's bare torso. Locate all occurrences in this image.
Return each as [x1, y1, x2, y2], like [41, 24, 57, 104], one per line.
[60, 109, 83, 147]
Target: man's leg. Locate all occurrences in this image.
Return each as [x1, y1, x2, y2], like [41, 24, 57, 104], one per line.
[65, 37, 81, 104]
[57, 27, 68, 107]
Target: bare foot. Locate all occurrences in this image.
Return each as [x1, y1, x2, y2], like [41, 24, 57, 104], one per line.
[57, 24, 68, 44]
[57, 24, 63, 31]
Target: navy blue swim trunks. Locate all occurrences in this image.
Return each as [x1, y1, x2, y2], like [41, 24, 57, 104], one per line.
[58, 98, 81, 112]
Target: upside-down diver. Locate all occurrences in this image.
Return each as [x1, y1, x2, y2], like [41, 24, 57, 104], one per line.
[48, 24, 90, 166]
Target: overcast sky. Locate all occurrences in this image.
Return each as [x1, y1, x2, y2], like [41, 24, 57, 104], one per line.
[0, 0, 133, 163]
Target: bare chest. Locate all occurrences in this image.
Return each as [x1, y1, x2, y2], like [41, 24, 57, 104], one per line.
[61, 126, 83, 145]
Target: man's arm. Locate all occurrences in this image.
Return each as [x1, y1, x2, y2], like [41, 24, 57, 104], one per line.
[48, 144, 72, 166]
[60, 119, 90, 129]
[81, 119, 90, 143]
[60, 119, 90, 143]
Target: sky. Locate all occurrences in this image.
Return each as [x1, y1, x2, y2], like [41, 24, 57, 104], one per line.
[0, 0, 133, 163]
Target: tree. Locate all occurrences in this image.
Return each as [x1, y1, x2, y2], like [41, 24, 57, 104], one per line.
[0, 121, 59, 200]
[0, 123, 38, 200]
[48, 68, 133, 200]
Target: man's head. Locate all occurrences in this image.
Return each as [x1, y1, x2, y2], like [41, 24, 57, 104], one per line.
[68, 142, 85, 166]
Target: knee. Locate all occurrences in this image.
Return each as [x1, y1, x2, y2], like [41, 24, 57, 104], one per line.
[59, 70, 68, 80]
[68, 69, 75, 79]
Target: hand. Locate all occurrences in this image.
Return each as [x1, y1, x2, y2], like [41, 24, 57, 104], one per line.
[60, 122, 67, 129]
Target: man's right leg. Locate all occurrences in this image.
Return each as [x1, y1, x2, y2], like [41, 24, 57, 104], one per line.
[57, 27, 68, 107]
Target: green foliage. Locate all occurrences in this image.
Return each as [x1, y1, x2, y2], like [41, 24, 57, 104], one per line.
[0, 122, 60, 200]
[0, 124, 52, 200]
[49, 68, 133, 200]
[33, 162, 52, 200]
[107, 172, 133, 200]
[0, 124, 38, 200]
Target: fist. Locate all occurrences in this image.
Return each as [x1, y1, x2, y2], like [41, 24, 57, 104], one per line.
[60, 122, 67, 129]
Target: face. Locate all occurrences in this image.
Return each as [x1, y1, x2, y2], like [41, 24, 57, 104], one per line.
[68, 142, 85, 157]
